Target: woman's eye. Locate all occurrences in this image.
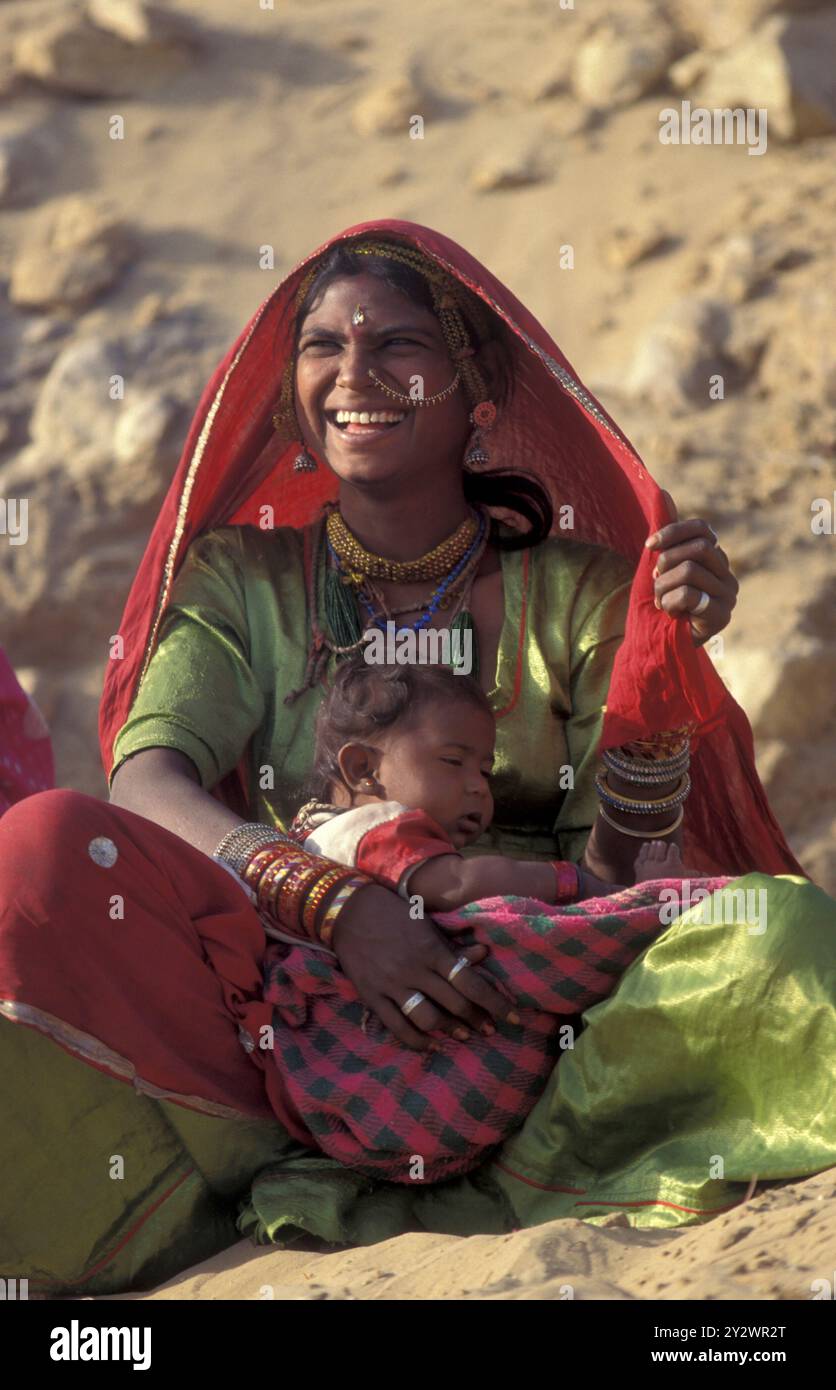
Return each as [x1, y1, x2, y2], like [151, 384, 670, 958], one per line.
[441, 758, 462, 767]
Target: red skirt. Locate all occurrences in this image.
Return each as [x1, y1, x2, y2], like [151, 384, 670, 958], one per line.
[0, 788, 313, 1143]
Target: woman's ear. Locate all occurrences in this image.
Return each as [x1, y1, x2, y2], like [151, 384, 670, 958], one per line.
[336, 742, 380, 797]
[474, 338, 503, 403]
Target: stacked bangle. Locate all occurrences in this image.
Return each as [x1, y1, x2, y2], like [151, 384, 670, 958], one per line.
[213, 822, 293, 876]
[595, 771, 691, 816]
[595, 733, 692, 840]
[220, 824, 374, 945]
[602, 746, 689, 785]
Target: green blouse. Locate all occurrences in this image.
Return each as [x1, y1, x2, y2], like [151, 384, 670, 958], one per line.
[110, 522, 633, 865]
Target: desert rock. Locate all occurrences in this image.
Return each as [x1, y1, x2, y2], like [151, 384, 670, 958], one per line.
[86, 0, 200, 47]
[602, 222, 669, 269]
[13, 5, 198, 99]
[470, 149, 545, 192]
[758, 284, 836, 407]
[691, 11, 836, 141]
[626, 296, 732, 409]
[667, 0, 825, 53]
[9, 195, 135, 311]
[572, 15, 676, 108]
[352, 69, 432, 137]
[0, 116, 60, 209]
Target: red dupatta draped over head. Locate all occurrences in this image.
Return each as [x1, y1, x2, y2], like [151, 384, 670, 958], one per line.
[99, 218, 803, 878]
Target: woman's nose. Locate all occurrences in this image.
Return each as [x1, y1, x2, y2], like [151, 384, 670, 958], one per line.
[336, 343, 374, 389]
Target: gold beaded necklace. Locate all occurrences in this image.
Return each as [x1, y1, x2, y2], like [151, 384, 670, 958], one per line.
[325, 507, 478, 584]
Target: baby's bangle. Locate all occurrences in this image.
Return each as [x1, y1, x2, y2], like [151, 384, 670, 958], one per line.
[550, 860, 581, 903]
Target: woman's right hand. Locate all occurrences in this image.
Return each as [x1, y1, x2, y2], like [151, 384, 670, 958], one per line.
[330, 883, 519, 1050]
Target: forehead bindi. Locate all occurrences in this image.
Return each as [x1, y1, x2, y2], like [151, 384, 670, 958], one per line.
[299, 277, 438, 341]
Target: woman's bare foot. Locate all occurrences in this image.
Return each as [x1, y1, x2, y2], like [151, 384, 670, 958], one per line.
[634, 841, 704, 882]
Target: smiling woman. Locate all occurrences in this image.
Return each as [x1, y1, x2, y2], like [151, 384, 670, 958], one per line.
[0, 219, 832, 1296]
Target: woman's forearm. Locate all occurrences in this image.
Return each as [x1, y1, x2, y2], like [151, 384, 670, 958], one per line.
[581, 766, 684, 884]
[109, 747, 245, 856]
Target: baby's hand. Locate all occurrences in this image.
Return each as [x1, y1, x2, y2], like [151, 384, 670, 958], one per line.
[634, 841, 704, 882]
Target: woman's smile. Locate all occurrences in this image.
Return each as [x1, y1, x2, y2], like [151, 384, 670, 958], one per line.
[324, 405, 410, 447]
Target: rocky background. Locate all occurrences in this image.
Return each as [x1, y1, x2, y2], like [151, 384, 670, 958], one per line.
[1, 0, 834, 891]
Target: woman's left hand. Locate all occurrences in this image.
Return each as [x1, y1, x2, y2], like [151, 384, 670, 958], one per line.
[645, 492, 739, 645]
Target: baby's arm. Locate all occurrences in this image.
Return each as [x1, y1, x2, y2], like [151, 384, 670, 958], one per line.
[409, 854, 566, 913]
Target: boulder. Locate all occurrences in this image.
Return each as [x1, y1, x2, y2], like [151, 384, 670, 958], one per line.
[28, 329, 185, 487]
[523, 54, 573, 103]
[28, 335, 129, 477]
[13, 5, 198, 98]
[668, 51, 710, 91]
[572, 14, 676, 109]
[112, 387, 181, 480]
[730, 642, 836, 741]
[690, 12, 836, 141]
[470, 149, 545, 193]
[759, 284, 836, 407]
[0, 118, 60, 209]
[602, 221, 670, 269]
[9, 195, 135, 311]
[718, 571, 836, 744]
[86, 0, 199, 47]
[684, 228, 809, 305]
[667, 0, 824, 53]
[625, 296, 732, 409]
[352, 68, 433, 137]
[0, 314, 212, 657]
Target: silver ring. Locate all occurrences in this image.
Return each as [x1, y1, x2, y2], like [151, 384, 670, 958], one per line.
[447, 956, 470, 983]
[692, 590, 711, 616]
[400, 991, 426, 1017]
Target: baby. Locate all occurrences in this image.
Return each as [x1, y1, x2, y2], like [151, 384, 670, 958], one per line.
[260, 655, 726, 1186]
[289, 654, 695, 908]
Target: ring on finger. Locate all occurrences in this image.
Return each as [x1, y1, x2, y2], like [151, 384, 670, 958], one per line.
[692, 590, 711, 616]
[447, 956, 471, 983]
[400, 991, 426, 1017]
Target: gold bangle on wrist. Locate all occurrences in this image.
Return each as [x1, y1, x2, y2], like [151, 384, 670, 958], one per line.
[272, 864, 325, 929]
[302, 866, 355, 937]
[598, 803, 684, 839]
[318, 875, 371, 946]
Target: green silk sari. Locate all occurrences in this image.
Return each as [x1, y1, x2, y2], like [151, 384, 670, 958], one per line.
[3, 524, 830, 1295]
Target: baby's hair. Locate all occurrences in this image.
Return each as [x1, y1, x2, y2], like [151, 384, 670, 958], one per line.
[304, 653, 494, 804]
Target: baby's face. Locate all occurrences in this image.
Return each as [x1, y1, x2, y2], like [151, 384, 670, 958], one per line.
[374, 700, 496, 848]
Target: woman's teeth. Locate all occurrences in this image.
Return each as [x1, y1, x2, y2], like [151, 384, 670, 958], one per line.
[333, 410, 406, 428]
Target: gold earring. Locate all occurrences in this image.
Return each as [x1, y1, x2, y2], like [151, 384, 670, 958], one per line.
[272, 361, 319, 472]
[464, 400, 497, 466]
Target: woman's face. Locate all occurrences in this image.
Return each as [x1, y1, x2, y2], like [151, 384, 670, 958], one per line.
[293, 271, 476, 494]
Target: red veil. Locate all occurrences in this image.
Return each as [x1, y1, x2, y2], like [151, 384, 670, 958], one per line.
[99, 219, 803, 878]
